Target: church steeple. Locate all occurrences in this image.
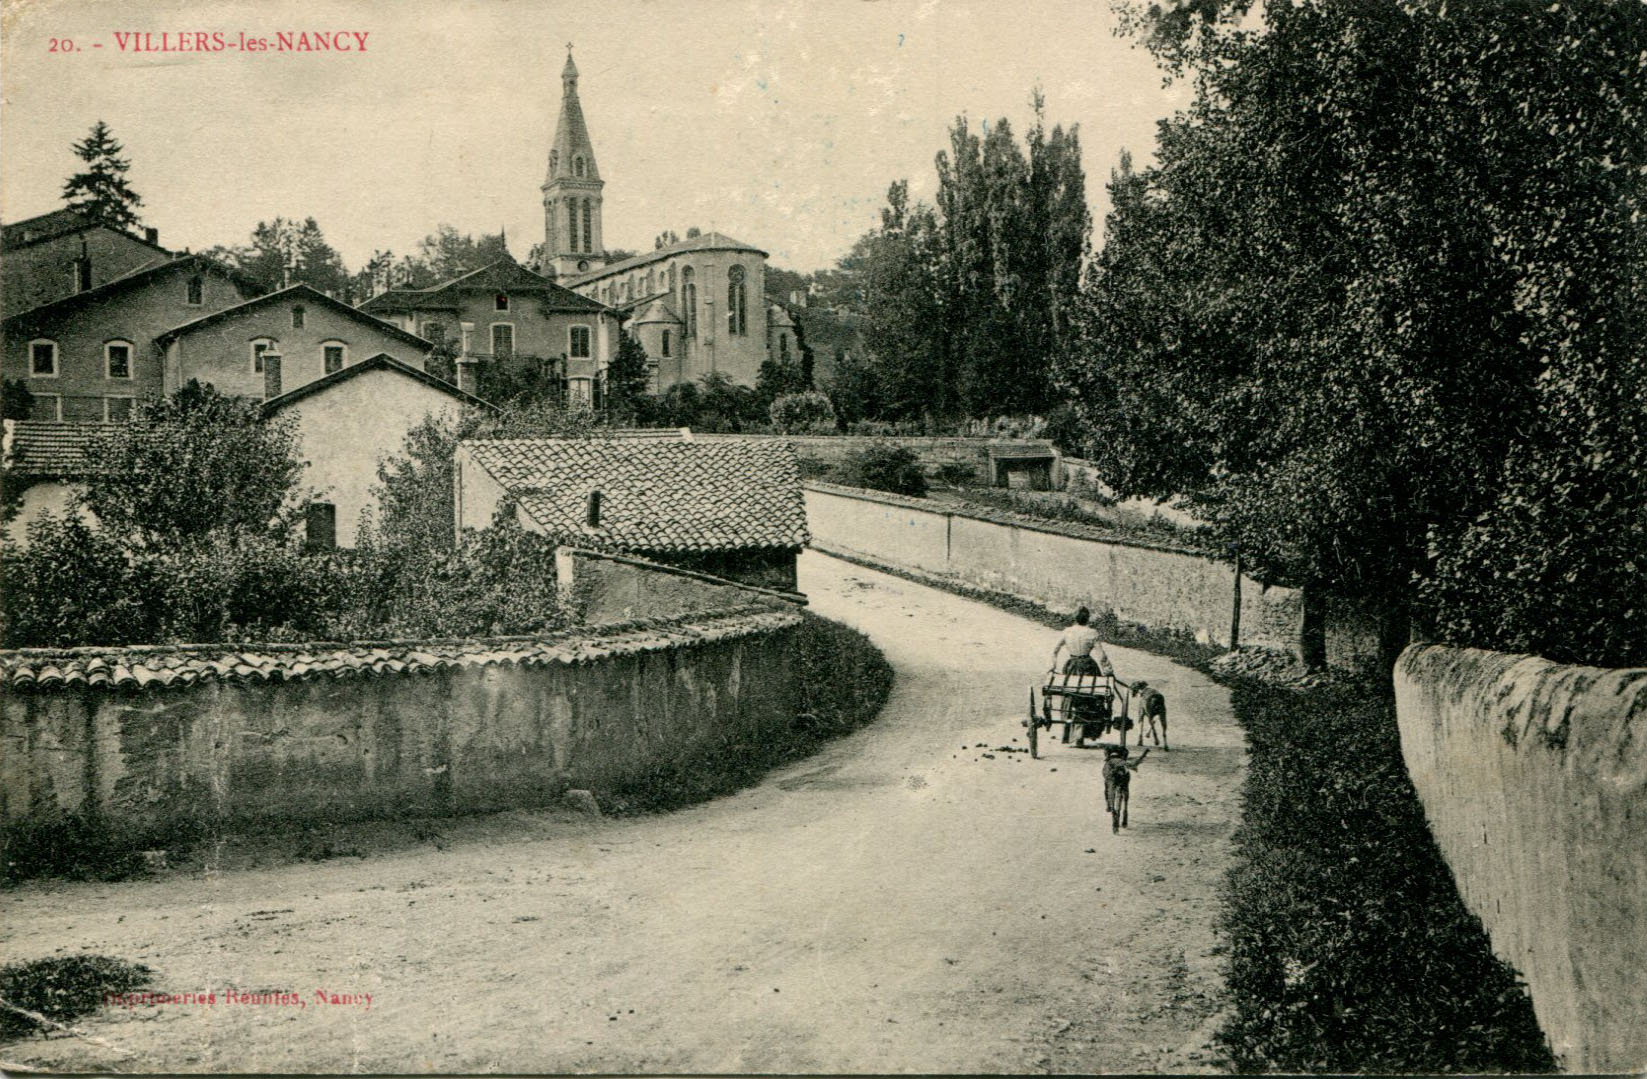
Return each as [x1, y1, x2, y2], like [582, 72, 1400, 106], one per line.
[540, 44, 606, 278]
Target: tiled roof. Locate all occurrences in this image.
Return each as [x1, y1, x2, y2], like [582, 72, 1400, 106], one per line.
[2, 254, 263, 331]
[463, 437, 809, 553]
[568, 231, 769, 286]
[262, 353, 497, 416]
[359, 259, 609, 315]
[2, 420, 117, 478]
[154, 283, 432, 352]
[629, 295, 681, 324]
[0, 606, 801, 692]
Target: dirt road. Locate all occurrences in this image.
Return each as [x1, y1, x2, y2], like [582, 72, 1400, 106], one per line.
[1, 552, 1246, 1073]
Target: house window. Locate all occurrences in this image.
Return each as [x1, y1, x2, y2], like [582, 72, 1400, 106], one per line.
[421, 322, 445, 344]
[491, 323, 514, 358]
[304, 502, 337, 551]
[661, 329, 671, 357]
[322, 341, 347, 374]
[495, 293, 509, 311]
[251, 338, 275, 373]
[29, 339, 58, 377]
[74, 258, 92, 293]
[105, 340, 133, 379]
[186, 275, 204, 305]
[292, 305, 306, 329]
[779, 332, 790, 361]
[104, 396, 135, 421]
[30, 393, 61, 420]
[569, 325, 592, 359]
[727, 264, 747, 336]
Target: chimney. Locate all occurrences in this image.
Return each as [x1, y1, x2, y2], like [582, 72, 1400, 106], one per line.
[585, 489, 601, 528]
[144, 227, 159, 245]
[263, 348, 283, 399]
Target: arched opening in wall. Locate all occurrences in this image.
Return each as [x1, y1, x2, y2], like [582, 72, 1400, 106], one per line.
[582, 199, 593, 253]
[682, 266, 697, 340]
[727, 264, 747, 336]
[574, 156, 585, 178]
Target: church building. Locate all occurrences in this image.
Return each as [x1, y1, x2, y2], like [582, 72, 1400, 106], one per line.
[535, 50, 791, 393]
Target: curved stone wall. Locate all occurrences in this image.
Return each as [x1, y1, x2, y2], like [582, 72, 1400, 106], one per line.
[1394, 644, 1647, 1073]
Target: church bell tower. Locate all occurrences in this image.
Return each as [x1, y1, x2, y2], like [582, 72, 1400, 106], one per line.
[540, 47, 607, 280]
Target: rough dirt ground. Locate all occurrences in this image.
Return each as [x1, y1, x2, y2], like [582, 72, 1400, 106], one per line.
[0, 551, 1247, 1074]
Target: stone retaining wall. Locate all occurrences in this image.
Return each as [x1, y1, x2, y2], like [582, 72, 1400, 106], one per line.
[0, 607, 804, 846]
[805, 481, 1307, 656]
[1394, 644, 1647, 1074]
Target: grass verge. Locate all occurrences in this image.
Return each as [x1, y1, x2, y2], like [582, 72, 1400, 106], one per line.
[1214, 676, 1554, 1073]
[600, 611, 895, 815]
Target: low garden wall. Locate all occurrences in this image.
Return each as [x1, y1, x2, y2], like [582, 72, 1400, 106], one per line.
[0, 606, 805, 851]
[1393, 644, 1647, 1074]
[556, 546, 805, 625]
[695, 433, 1053, 482]
[805, 481, 1307, 656]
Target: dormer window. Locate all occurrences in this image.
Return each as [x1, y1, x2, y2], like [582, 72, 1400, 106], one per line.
[574, 156, 585, 178]
[292, 305, 306, 329]
[185, 275, 204, 305]
[495, 293, 509, 311]
[251, 337, 275, 373]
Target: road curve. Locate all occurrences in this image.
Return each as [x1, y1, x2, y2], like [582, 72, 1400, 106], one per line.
[0, 551, 1246, 1073]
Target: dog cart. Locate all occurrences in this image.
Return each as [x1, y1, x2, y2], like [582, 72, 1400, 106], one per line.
[1026, 671, 1134, 759]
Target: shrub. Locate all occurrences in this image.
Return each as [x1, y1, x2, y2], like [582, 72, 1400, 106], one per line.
[1214, 678, 1554, 1073]
[933, 461, 977, 487]
[0, 955, 154, 1040]
[769, 391, 837, 434]
[1, 514, 158, 647]
[840, 440, 927, 497]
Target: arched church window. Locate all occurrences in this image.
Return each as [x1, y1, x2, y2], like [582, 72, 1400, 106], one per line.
[581, 200, 592, 253]
[574, 156, 585, 178]
[568, 201, 578, 251]
[550, 150, 559, 173]
[682, 267, 697, 340]
[727, 264, 747, 337]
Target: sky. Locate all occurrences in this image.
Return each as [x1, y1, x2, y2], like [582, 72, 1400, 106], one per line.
[0, 0, 1193, 275]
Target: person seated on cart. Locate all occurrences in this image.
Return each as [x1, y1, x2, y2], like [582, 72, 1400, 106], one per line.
[1051, 606, 1115, 679]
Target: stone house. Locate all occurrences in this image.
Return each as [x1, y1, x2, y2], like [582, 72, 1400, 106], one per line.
[359, 257, 617, 408]
[1, 209, 172, 315]
[1, 254, 262, 421]
[0, 419, 109, 543]
[452, 436, 809, 590]
[156, 284, 435, 400]
[261, 353, 495, 549]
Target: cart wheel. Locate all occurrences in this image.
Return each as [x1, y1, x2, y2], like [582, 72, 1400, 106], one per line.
[1028, 715, 1039, 759]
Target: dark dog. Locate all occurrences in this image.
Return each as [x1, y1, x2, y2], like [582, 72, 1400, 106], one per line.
[1102, 746, 1149, 833]
[1132, 680, 1168, 750]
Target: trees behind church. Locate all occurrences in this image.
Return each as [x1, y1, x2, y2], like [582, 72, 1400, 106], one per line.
[833, 97, 1090, 423]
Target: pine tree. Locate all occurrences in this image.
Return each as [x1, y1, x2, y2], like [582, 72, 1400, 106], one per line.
[61, 121, 143, 231]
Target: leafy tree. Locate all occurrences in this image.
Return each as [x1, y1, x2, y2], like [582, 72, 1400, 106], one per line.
[211, 217, 349, 294]
[653, 230, 681, 250]
[474, 353, 565, 410]
[769, 391, 836, 434]
[2, 378, 34, 420]
[61, 121, 142, 231]
[1067, 1, 1647, 666]
[81, 380, 307, 549]
[841, 441, 927, 497]
[605, 332, 652, 422]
